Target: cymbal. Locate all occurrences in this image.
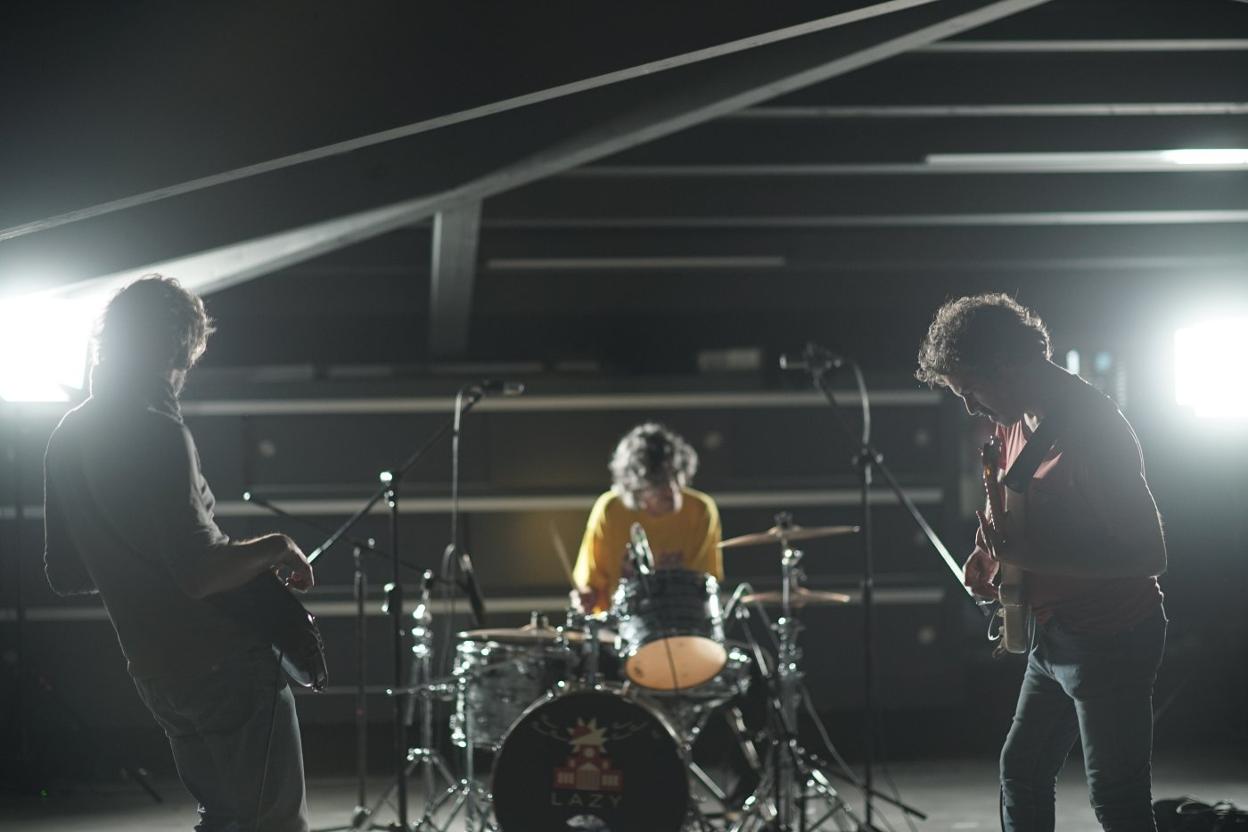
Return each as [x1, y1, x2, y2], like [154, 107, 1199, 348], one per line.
[740, 588, 851, 608]
[457, 624, 615, 645]
[719, 524, 859, 550]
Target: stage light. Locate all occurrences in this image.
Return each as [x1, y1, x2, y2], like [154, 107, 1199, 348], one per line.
[1175, 317, 1248, 420]
[0, 296, 95, 402]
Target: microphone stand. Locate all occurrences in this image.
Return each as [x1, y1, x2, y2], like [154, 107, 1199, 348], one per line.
[296, 384, 491, 832]
[437, 386, 492, 831]
[790, 350, 971, 830]
[242, 494, 416, 832]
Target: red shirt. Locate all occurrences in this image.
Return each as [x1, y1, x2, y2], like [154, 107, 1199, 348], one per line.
[997, 376, 1163, 634]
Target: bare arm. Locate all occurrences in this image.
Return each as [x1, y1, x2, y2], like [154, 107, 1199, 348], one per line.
[183, 533, 313, 600]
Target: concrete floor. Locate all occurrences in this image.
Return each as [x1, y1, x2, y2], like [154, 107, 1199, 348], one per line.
[3, 750, 1245, 831]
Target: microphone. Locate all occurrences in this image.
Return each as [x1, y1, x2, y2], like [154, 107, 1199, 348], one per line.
[457, 550, 487, 628]
[475, 379, 526, 397]
[779, 343, 844, 372]
[628, 522, 656, 575]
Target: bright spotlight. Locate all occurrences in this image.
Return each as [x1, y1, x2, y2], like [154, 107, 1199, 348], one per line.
[0, 297, 95, 403]
[1175, 317, 1248, 420]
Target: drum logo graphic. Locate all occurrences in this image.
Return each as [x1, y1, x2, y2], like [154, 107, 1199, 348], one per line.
[536, 716, 646, 808]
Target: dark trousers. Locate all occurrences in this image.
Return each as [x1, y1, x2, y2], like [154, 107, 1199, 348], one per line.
[1000, 605, 1166, 832]
[134, 646, 309, 832]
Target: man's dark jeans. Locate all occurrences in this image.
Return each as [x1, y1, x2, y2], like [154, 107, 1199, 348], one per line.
[134, 645, 309, 832]
[1000, 605, 1166, 832]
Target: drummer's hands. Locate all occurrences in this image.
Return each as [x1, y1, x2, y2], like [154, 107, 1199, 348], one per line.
[571, 586, 599, 613]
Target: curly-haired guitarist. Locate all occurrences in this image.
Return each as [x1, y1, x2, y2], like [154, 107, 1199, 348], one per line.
[917, 293, 1167, 832]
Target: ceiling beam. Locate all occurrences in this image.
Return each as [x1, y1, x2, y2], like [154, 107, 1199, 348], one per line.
[429, 202, 483, 357]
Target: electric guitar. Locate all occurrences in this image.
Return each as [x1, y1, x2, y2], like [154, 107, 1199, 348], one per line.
[211, 573, 328, 690]
[982, 436, 1027, 655]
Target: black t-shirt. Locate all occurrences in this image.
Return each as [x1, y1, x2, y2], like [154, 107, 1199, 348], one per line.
[43, 377, 260, 678]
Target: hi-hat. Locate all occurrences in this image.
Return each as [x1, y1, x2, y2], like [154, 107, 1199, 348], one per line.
[740, 588, 851, 608]
[719, 524, 859, 550]
[457, 624, 614, 645]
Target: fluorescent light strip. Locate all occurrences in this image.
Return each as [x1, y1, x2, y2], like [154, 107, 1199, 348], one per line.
[921, 39, 1248, 52]
[486, 211, 1248, 229]
[926, 149, 1248, 170]
[485, 256, 786, 270]
[731, 102, 1248, 118]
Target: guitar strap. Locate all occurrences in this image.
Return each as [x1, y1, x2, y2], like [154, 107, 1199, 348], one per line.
[1001, 417, 1060, 494]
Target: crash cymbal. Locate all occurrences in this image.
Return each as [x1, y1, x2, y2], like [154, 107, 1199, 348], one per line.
[740, 588, 851, 608]
[457, 624, 615, 645]
[719, 524, 860, 549]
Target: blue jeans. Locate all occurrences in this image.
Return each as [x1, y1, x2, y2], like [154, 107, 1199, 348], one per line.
[133, 646, 309, 832]
[1000, 605, 1166, 832]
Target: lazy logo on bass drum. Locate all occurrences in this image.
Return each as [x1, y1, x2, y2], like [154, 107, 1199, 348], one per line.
[534, 715, 648, 809]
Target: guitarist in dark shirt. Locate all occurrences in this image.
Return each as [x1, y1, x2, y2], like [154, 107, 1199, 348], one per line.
[917, 293, 1167, 832]
[43, 275, 314, 832]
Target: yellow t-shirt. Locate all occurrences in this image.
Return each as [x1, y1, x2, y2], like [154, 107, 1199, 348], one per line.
[573, 487, 723, 613]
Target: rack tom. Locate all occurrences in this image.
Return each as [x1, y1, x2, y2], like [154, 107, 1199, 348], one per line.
[612, 569, 727, 691]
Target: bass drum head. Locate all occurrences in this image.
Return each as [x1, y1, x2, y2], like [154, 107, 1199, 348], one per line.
[491, 689, 688, 832]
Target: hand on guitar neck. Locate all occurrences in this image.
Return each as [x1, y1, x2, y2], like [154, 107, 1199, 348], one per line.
[973, 435, 1028, 655]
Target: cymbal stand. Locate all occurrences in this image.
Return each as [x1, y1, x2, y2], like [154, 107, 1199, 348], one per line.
[739, 563, 926, 831]
[732, 529, 866, 832]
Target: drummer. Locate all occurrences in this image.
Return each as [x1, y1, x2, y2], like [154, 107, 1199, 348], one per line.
[573, 422, 724, 613]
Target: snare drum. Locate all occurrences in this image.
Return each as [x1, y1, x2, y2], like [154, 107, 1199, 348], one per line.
[613, 569, 727, 691]
[451, 635, 575, 748]
[491, 688, 688, 832]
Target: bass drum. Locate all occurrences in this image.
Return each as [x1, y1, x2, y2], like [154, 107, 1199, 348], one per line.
[491, 688, 688, 832]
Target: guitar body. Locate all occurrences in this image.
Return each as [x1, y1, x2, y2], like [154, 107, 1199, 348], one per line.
[211, 573, 329, 690]
[982, 437, 1028, 655]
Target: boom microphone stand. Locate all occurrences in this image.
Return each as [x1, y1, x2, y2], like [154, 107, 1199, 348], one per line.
[242, 493, 421, 832]
[299, 381, 508, 831]
[781, 343, 977, 828]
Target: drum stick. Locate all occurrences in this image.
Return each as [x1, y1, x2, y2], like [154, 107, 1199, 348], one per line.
[548, 521, 577, 588]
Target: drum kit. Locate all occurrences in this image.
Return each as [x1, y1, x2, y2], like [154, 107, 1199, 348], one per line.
[390, 515, 876, 832]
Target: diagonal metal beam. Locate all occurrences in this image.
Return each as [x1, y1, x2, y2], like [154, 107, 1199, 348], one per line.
[31, 0, 1052, 303]
[429, 202, 482, 357]
[0, 0, 937, 245]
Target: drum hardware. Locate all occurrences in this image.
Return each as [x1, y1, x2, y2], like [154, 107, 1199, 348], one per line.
[350, 572, 488, 832]
[725, 522, 868, 832]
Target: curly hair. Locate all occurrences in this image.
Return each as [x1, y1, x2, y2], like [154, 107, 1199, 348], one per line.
[609, 423, 699, 509]
[915, 293, 1051, 386]
[95, 275, 214, 372]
